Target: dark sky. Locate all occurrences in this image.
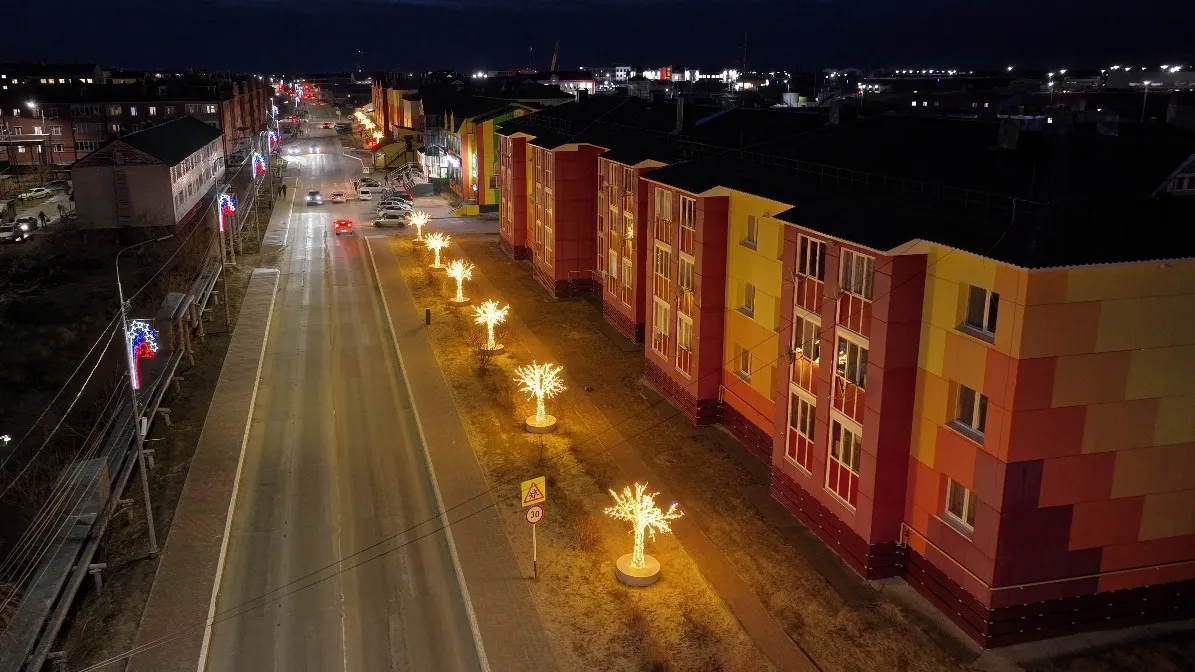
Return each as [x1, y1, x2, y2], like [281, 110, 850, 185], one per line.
[7, 0, 1190, 74]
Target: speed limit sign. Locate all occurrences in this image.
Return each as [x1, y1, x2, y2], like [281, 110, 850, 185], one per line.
[525, 504, 544, 525]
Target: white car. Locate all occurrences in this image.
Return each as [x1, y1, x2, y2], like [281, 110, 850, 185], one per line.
[18, 187, 52, 201]
[357, 189, 374, 201]
[376, 205, 412, 217]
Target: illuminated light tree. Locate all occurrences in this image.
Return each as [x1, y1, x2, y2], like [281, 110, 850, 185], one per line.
[472, 300, 510, 351]
[446, 259, 475, 304]
[409, 211, 430, 240]
[126, 320, 161, 390]
[514, 361, 565, 432]
[425, 232, 451, 268]
[605, 483, 683, 585]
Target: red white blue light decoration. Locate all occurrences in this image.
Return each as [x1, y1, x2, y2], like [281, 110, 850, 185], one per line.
[218, 193, 236, 232]
[126, 320, 160, 390]
[252, 152, 266, 178]
[268, 130, 279, 150]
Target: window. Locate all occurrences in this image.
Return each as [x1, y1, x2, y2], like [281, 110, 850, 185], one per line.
[130, 106, 138, 116]
[205, 104, 218, 114]
[945, 478, 977, 529]
[963, 285, 999, 336]
[110, 123, 120, 133]
[744, 215, 759, 249]
[655, 188, 672, 220]
[164, 105, 174, 116]
[654, 244, 671, 280]
[835, 337, 868, 389]
[677, 315, 693, 351]
[10, 127, 21, 135]
[10, 108, 18, 117]
[45, 107, 58, 119]
[678, 256, 694, 293]
[608, 250, 619, 279]
[679, 196, 696, 229]
[16, 146, 25, 153]
[186, 104, 198, 114]
[797, 235, 826, 281]
[793, 314, 820, 361]
[736, 344, 752, 380]
[107, 105, 122, 116]
[787, 392, 815, 471]
[828, 420, 861, 507]
[74, 140, 100, 152]
[652, 298, 670, 355]
[741, 283, 756, 316]
[52, 143, 64, 152]
[622, 258, 633, 290]
[33, 126, 43, 135]
[50, 126, 62, 135]
[839, 249, 875, 299]
[954, 384, 988, 437]
[623, 166, 633, 194]
[149, 106, 157, 116]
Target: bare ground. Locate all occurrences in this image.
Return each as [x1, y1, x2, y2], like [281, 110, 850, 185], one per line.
[392, 236, 771, 672]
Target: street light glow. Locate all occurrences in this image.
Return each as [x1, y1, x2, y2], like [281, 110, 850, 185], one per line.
[604, 483, 683, 571]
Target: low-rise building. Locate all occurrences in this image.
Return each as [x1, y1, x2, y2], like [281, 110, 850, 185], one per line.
[72, 115, 225, 229]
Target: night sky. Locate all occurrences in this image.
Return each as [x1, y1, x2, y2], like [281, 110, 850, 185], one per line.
[8, 0, 1190, 74]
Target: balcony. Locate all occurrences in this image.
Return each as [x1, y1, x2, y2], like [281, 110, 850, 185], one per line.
[833, 376, 866, 425]
[655, 218, 674, 245]
[791, 356, 819, 396]
[679, 224, 694, 256]
[795, 274, 823, 314]
[836, 291, 872, 339]
[786, 427, 814, 473]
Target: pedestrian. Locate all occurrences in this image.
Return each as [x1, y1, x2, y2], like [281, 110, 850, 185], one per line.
[353, 180, 359, 192]
[281, 183, 287, 197]
[37, 211, 48, 228]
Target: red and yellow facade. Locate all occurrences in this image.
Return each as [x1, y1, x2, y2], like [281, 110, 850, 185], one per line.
[596, 156, 663, 343]
[447, 105, 532, 215]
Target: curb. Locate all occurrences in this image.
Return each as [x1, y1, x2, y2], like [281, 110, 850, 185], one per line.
[364, 237, 491, 672]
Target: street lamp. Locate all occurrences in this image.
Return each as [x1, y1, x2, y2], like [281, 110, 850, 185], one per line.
[115, 234, 174, 557]
[26, 101, 47, 167]
[1141, 81, 1153, 122]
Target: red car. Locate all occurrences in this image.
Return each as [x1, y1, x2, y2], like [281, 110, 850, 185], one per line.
[322, 122, 331, 129]
[333, 219, 354, 236]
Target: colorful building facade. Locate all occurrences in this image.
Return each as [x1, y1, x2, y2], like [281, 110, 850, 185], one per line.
[596, 156, 659, 343]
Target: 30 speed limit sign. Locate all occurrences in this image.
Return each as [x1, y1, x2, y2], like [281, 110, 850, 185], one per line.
[525, 504, 544, 525]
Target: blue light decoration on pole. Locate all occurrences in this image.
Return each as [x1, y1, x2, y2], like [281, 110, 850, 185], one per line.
[252, 152, 266, 179]
[218, 193, 236, 232]
[268, 130, 279, 152]
[126, 320, 160, 390]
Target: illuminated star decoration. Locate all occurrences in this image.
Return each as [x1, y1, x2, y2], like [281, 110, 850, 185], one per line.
[126, 320, 160, 390]
[446, 259, 474, 303]
[252, 152, 266, 178]
[604, 483, 683, 570]
[425, 232, 450, 268]
[513, 361, 565, 426]
[409, 211, 430, 240]
[472, 300, 510, 350]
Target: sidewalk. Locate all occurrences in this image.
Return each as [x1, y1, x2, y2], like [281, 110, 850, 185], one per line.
[367, 239, 559, 672]
[462, 246, 818, 672]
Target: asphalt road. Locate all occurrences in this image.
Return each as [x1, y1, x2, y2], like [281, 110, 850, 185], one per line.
[205, 105, 482, 672]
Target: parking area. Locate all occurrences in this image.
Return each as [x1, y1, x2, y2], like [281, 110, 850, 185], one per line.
[1, 184, 74, 244]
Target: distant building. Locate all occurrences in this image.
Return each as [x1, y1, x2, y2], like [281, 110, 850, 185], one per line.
[0, 62, 102, 86]
[71, 116, 225, 229]
[535, 71, 595, 96]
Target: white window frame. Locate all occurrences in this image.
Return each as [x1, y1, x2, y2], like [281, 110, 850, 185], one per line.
[679, 195, 696, 230]
[797, 234, 826, 281]
[736, 344, 752, 381]
[945, 478, 977, 530]
[835, 332, 868, 390]
[826, 415, 862, 508]
[744, 215, 759, 248]
[621, 258, 633, 291]
[786, 387, 816, 473]
[839, 248, 875, 299]
[963, 285, 999, 337]
[204, 104, 218, 114]
[792, 310, 821, 362]
[676, 314, 693, 352]
[656, 187, 672, 221]
[953, 384, 988, 438]
[652, 297, 671, 356]
[678, 254, 694, 293]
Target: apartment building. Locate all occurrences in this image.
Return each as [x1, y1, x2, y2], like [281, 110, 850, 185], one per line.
[71, 115, 225, 229]
[496, 99, 1195, 646]
[0, 78, 270, 166]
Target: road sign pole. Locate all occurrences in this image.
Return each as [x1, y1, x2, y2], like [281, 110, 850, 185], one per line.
[532, 524, 538, 580]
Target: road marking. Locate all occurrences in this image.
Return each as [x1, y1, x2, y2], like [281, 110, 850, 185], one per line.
[195, 268, 281, 672]
[364, 238, 491, 672]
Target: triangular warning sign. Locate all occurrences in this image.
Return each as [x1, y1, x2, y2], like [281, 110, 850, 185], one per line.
[523, 483, 544, 504]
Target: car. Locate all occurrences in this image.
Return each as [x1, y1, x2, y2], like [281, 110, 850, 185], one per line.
[15, 215, 40, 231]
[357, 189, 376, 200]
[377, 205, 413, 217]
[18, 187, 52, 201]
[306, 190, 323, 205]
[333, 219, 354, 236]
[0, 219, 32, 242]
[372, 212, 408, 228]
[46, 180, 71, 191]
[309, 144, 319, 153]
[329, 191, 347, 203]
[381, 193, 412, 204]
[360, 179, 382, 188]
[322, 122, 331, 129]
[378, 197, 413, 208]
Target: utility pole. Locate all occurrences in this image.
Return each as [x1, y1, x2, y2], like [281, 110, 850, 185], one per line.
[116, 235, 174, 558]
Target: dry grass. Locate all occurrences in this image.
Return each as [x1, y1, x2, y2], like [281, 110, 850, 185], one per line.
[391, 237, 772, 672]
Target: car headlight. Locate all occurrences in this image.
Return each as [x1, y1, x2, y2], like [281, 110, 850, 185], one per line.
[19, 224, 29, 231]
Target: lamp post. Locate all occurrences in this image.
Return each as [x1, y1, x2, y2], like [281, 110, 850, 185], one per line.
[116, 234, 174, 557]
[26, 101, 47, 169]
[1141, 81, 1153, 122]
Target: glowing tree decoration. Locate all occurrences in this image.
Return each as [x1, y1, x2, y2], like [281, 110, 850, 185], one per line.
[126, 320, 160, 390]
[425, 232, 450, 268]
[446, 259, 475, 304]
[472, 300, 510, 352]
[514, 361, 565, 433]
[605, 483, 683, 585]
[409, 211, 430, 240]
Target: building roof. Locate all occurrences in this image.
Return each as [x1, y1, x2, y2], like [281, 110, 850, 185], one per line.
[0, 62, 98, 78]
[115, 115, 223, 166]
[0, 79, 256, 107]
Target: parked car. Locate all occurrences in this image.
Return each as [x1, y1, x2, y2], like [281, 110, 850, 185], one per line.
[322, 122, 332, 129]
[372, 212, 408, 228]
[360, 179, 382, 188]
[357, 189, 375, 201]
[46, 180, 71, 192]
[377, 205, 413, 217]
[378, 198, 412, 210]
[333, 219, 354, 236]
[306, 190, 323, 205]
[329, 191, 347, 203]
[18, 187, 52, 201]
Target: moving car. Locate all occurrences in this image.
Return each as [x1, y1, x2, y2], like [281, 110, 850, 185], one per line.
[309, 144, 319, 153]
[306, 190, 323, 205]
[329, 191, 347, 203]
[18, 187, 52, 201]
[322, 122, 331, 129]
[360, 179, 382, 188]
[333, 219, 354, 236]
[15, 215, 40, 231]
[0, 219, 33, 242]
[372, 212, 408, 228]
[357, 189, 375, 201]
